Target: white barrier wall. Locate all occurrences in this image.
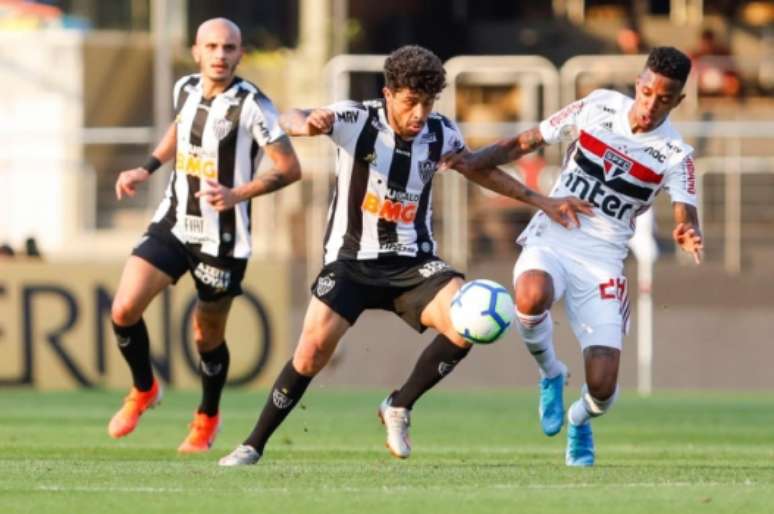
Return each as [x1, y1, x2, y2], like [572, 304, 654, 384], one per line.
[0, 30, 86, 252]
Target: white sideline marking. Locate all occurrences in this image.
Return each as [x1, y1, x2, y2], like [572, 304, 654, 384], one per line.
[31, 480, 755, 495]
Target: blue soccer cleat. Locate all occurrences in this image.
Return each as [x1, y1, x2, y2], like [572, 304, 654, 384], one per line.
[565, 422, 595, 467]
[538, 364, 567, 436]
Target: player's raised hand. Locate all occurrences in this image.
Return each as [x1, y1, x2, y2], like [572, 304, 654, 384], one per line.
[539, 196, 595, 229]
[115, 167, 150, 200]
[196, 179, 241, 211]
[672, 222, 703, 264]
[306, 109, 335, 135]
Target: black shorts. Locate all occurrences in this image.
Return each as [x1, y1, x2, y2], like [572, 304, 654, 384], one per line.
[310, 256, 464, 333]
[131, 224, 247, 302]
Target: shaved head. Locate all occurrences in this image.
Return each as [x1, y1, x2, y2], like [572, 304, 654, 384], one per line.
[192, 17, 243, 90]
[196, 17, 242, 46]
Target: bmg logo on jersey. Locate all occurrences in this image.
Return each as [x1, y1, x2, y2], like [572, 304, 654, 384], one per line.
[177, 150, 217, 180]
[194, 263, 231, 292]
[362, 191, 418, 223]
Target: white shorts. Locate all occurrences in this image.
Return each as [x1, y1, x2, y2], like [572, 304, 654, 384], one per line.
[513, 244, 630, 350]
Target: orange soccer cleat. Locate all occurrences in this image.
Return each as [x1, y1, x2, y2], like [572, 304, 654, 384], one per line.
[107, 379, 163, 439]
[177, 412, 221, 453]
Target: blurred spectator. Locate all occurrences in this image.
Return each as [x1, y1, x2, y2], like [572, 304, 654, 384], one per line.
[616, 24, 647, 56]
[689, 29, 742, 98]
[0, 243, 15, 259]
[24, 237, 42, 259]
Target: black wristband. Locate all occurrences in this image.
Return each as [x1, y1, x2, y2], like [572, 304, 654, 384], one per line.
[142, 156, 162, 174]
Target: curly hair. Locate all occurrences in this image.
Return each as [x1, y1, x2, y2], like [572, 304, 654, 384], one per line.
[383, 45, 447, 97]
[646, 46, 692, 84]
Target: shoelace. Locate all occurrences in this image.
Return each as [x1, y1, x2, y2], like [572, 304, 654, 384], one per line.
[386, 410, 410, 430]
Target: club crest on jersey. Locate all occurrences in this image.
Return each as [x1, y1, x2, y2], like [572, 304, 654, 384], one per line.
[602, 149, 632, 179]
[418, 159, 436, 184]
[213, 118, 234, 140]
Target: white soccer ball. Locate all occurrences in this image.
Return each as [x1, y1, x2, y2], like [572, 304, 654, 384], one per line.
[450, 279, 514, 344]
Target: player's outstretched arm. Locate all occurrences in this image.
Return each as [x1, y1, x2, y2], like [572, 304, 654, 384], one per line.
[196, 136, 301, 212]
[440, 127, 547, 174]
[279, 108, 334, 137]
[457, 165, 594, 230]
[672, 202, 704, 264]
[115, 122, 177, 200]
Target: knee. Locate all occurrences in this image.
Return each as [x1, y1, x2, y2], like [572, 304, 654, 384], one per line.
[292, 333, 333, 376]
[515, 271, 553, 314]
[586, 373, 618, 401]
[192, 319, 224, 352]
[111, 296, 141, 327]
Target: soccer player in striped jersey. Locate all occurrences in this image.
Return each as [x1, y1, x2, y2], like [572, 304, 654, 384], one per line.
[443, 47, 704, 467]
[108, 18, 301, 453]
[219, 45, 592, 466]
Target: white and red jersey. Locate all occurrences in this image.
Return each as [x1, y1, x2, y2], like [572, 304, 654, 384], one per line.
[518, 89, 697, 261]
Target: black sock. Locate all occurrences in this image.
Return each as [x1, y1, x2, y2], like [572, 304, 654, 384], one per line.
[243, 360, 312, 454]
[112, 319, 154, 391]
[390, 334, 470, 410]
[198, 342, 230, 416]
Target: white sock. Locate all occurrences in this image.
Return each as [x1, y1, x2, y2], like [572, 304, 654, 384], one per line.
[515, 310, 563, 379]
[568, 399, 590, 426]
[568, 384, 618, 426]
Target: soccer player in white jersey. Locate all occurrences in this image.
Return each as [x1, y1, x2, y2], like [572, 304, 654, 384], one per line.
[108, 18, 301, 453]
[442, 47, 703, 467]
[218, 45, 592, 466]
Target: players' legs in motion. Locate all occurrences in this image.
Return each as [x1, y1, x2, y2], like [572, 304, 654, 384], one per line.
[386, 278, 472, 458]
[108, 256, 172, 438]
[219, 297, 350, 466]
[514, 269, 567, 437]
[566, 346, 619, 467]
[178, 297, 233, 453]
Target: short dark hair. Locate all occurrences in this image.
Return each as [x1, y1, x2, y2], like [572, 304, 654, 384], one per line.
[646, 46, 692, 84]
[383, 45, 446, 97]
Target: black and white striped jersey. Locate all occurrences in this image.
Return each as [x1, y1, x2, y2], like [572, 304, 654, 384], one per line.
[322, 99, 465, 264]
[150, 73, 285, 259]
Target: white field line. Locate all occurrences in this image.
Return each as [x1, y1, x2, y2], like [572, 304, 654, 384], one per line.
[20, 480, 758, 495]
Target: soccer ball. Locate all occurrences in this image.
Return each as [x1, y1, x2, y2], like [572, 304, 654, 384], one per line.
[450, 279, 514, 344]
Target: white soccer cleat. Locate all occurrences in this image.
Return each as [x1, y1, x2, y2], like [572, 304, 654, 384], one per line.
[378, 394, 412, 459]
[218, 444, 261, 466]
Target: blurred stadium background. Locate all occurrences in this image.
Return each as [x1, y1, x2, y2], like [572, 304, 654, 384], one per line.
[1, 0, 774, 393]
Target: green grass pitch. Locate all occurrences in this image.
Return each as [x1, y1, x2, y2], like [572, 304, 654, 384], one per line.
[1, 388, 773, 513]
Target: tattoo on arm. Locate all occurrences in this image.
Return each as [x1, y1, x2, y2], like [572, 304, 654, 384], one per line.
[257, 169, 291, 194]
[473, 127, 545, 169]
[253, 136, 300, 195]
[467, 166, 538, 204]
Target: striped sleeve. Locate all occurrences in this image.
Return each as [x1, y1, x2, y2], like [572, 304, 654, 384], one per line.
[249, 92, 286, 146]
[438, 116, 466, 154]
[172, 74, 196, 111]
[325, 101, 368, 148]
